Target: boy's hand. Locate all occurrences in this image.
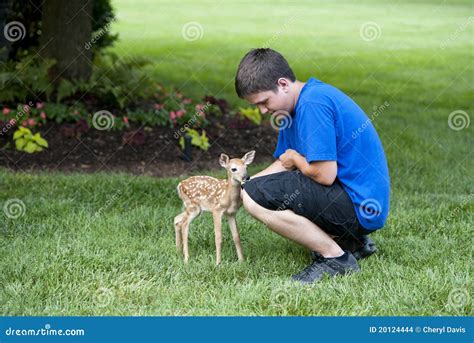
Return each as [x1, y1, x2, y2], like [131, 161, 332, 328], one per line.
[279, 149, 300, 169]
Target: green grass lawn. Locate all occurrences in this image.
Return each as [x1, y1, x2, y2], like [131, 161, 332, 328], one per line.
[1, 0, 473, 315]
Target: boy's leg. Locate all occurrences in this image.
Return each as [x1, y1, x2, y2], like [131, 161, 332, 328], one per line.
[241, 189, 344, 258]
[242, 170, 366, 283]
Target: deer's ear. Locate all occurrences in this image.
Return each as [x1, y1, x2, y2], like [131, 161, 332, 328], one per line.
[219, 153, 229, 168]
[242, 150, 256, 165]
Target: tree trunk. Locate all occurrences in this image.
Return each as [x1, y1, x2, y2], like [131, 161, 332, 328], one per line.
[39, 0, 92, 82]
[0, 0, 12, 61]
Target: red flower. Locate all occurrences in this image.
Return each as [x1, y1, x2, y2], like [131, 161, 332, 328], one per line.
[183, 98, 192, 104]
[2, 107, 10, 115]
[40, 112, 47, 119]
[176, 110, 185, 118]
[123, 116, 129, 124]
[36, 102, 44, 109]
[27, 118, 36, 127]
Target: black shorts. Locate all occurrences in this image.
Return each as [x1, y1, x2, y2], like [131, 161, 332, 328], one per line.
[243, 170, 371, 239]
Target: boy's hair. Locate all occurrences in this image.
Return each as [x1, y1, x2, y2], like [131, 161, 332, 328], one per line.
[235, 48, 296, 98]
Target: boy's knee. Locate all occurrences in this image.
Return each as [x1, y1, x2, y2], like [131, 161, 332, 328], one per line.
[241, 189, 261, 216]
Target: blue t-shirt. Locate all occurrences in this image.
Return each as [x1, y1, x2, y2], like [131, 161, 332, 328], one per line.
[273, 77, 390, 230]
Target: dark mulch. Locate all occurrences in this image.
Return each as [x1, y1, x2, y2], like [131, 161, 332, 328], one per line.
[0, 119, 278, 177]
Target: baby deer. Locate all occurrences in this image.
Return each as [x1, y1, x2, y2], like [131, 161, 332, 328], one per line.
[174, 150, 255, 265]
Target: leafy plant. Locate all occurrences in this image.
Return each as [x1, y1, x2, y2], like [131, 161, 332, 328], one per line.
[179, 129, 210, 151]
[13, 126, 48, 153]
[88, 52, 157, 109]
[126, 109, 170, 127]
[239, 107, 262, 125]
[0, 55, 56, 103]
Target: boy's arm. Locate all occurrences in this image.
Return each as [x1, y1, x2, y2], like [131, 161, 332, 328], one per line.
[252, 159, 291, 178]
[280, 149, 337, 186]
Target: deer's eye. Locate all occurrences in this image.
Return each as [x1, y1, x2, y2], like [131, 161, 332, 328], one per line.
[231, 168, 237, 172]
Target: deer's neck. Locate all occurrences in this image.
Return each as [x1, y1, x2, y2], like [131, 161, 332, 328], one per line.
[225, 178, 241, 199]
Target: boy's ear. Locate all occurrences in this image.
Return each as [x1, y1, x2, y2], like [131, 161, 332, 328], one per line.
[242, 150, 256, 165]
[219, 153, 229, 168]
[277, 77, 290, 91]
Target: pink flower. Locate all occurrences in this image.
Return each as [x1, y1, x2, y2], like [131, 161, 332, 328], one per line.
[154, 103, 164, 110]
[21, 120, 27, 127]
[27, 118, 36, 127]
[36, 102, 44, 109]
[40, 112, 47, 119]
[183, 98, 192, 104]
[169, 111, 177, 123]
[2, 107, 10, 115]
[123, 116, 129, 124]
[176, 110, 185, 118]
[195, 104, 206, 118]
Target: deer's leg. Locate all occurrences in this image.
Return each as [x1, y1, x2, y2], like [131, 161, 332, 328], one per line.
[227, 215, 244, 261]
[212, 210, 223, 265]
[174, 212, 186, 251]
[182, 206, 200, 263]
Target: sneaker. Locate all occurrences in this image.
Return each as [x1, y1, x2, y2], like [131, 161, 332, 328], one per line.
[292, 251, 360, 284]
[334, 235, 377, 260]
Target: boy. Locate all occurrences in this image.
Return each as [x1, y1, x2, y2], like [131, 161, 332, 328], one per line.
[236, 48, 390, 284]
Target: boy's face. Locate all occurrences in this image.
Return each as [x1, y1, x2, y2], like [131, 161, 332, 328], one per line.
[245, 78, 295, 115]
